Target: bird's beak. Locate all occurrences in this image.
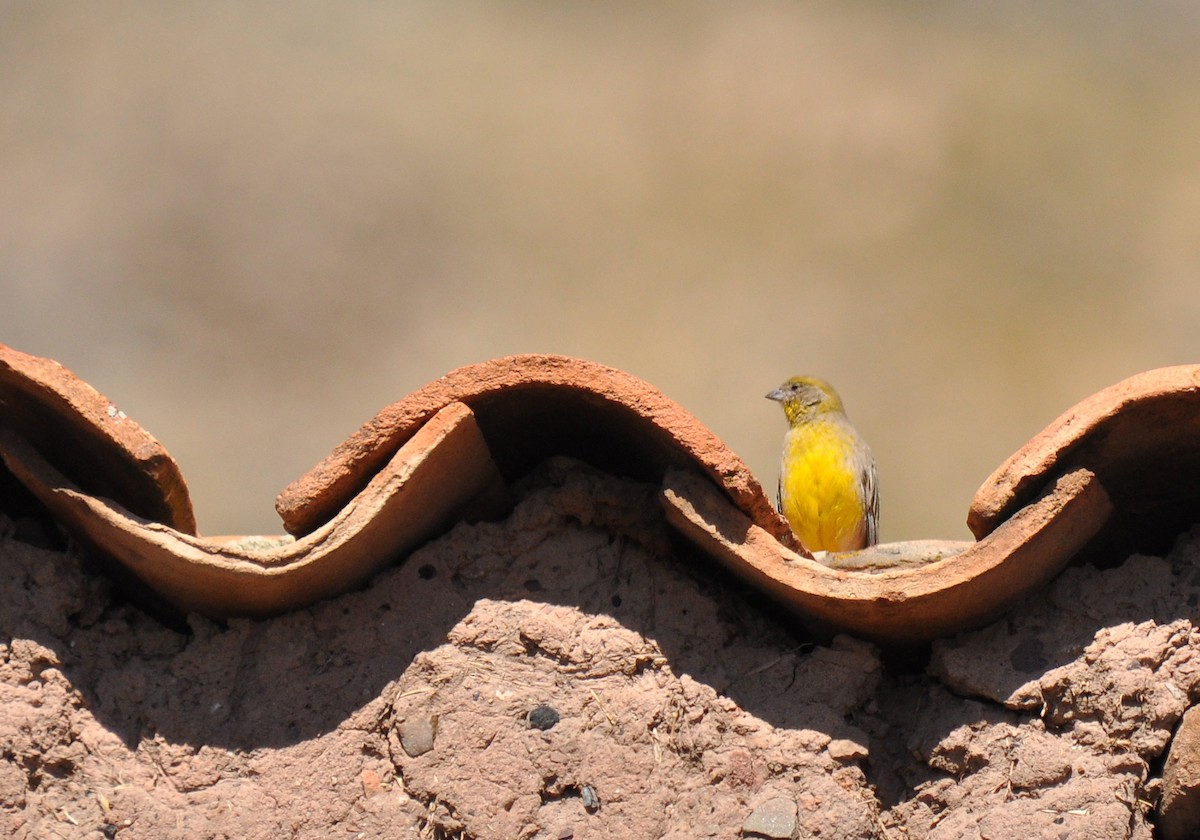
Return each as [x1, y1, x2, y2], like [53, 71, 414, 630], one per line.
[765, 388, 786, 402]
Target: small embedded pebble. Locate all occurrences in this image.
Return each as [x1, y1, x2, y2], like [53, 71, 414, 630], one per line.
[581, 784, 600, 812]
[827, 738, 869, 762]
[528, 704, 561, 731]
[741, 797, 798, 839]
[397, 717, 436, 757]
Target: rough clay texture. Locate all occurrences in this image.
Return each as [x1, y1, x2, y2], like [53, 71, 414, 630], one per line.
[2, 459, 1198, 839]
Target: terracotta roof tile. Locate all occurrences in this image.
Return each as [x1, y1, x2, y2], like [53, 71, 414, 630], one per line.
[0, 344, 195, 533]
[969, 365, 1200, 549]
[662, 466, 1111, 645]
[0, 400, 503, 617]
[275, 354, 790, 542]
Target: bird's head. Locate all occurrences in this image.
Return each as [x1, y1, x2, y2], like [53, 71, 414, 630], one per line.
[766, 375, 846, 424]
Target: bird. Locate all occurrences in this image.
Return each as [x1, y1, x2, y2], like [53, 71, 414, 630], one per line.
[766, 375, 878, 553]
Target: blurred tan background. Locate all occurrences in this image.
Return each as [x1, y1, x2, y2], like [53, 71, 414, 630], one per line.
[3, 2, 1199, 539]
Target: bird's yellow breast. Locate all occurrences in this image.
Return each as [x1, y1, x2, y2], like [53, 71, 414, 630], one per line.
[778, 419, 868, 553]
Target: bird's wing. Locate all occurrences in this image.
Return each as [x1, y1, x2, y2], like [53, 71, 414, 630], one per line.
[860, 457, 879, 546]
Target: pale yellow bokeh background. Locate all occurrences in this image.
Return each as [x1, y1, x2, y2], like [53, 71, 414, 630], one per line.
[4, 3, 1200, 538]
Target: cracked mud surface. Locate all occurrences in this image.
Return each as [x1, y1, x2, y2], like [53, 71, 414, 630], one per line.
[2, 459, 1198, 838]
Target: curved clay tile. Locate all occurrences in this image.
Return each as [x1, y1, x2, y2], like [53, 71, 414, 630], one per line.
[969, 365, 1200, 548]
[276, 354, 792, 543]
[0, 344, 195, 534]
[661, 467, 1112, 645]
[0, 401, 504, 617]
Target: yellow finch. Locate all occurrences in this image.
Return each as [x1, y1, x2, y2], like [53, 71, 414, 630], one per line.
[767, 376, 878, 553]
